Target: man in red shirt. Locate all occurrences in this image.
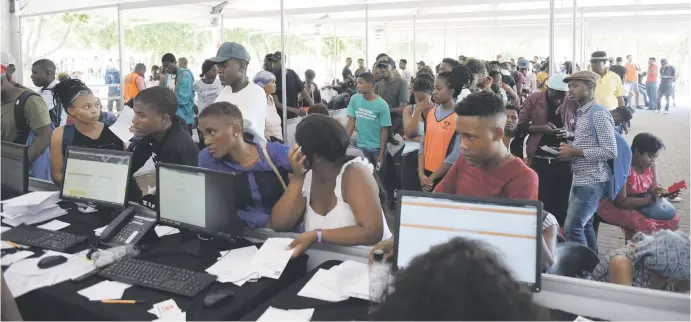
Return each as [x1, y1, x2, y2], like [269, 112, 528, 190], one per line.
[434, 91, 538, 199]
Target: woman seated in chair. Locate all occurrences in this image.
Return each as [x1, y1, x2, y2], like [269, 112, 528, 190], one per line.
[542, 211, 559, 271]
[197, 102, 291, 228]
[50, 79, 124, 185]
[597, 133, 680, 240]
[589, 230, 689, 292]
[271, 114, 392, 257]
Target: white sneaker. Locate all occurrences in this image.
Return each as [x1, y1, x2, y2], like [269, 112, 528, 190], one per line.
[668, 196, 682, 203]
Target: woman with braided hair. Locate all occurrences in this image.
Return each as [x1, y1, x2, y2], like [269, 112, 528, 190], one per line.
[49, 79, 124, 185]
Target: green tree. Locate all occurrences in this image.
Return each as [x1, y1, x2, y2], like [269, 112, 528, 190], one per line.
[22, 13, 89, 70]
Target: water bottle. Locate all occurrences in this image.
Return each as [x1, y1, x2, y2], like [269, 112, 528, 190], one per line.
[91, 244, 139, 268]
[369, 249, 390, 304]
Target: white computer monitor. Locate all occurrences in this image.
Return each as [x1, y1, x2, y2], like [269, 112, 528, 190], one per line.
[394, 191, 542, 292]
[61, 147, 133, 208]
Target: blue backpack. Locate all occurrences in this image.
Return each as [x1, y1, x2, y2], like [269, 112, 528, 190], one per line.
[588, 105, 632, 201]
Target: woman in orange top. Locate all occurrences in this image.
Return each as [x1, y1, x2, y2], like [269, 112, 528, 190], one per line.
[123, 63, 147, 102]
[418, 65, 473, 191]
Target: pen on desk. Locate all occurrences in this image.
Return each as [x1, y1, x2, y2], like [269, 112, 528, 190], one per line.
[6, 241, 27, 249]
[95, 300, 147, 304]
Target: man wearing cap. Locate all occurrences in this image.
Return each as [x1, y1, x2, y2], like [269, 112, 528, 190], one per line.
[558, 70, 617, 253]
[520, 73, 578, 226]
[210, 42, 267, 141]
[416, 61, 426, 72]
[589, 51, 625, 110]
[516, 58, 534, 103]
[0, 52, 22, 88]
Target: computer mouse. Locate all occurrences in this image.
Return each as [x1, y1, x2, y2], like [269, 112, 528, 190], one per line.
[37, 255, 68, 269]
[203, 287, 235, 308]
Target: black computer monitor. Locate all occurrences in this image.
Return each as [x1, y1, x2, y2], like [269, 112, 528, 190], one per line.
[156, 163, 242, 240]
[394, 190, 543, 292]
[61, 146, 133, 208]
[1, 141, 29, 197]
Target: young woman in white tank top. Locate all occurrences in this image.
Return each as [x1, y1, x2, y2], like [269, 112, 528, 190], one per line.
[271, 115, 392, 257]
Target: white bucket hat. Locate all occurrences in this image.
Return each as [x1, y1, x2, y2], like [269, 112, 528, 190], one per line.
[546, 73, 569, 92]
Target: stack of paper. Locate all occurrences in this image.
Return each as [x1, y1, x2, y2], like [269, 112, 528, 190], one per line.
[1, 192, 66, 227]
[77, 281, 131, 301]
[297, 260, 374, 302]
[148, 299, 186, 321]
[206, 246, 259, 286]
[37, 220, 70, 231]
[257, 307, 315, 322]
[297, 268, 349, 302]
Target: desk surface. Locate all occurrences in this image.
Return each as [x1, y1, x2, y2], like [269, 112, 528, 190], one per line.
[241, 260, 370, 321]
[4, 203, 307, 321]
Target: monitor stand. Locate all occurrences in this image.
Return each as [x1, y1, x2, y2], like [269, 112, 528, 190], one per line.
[178, 229, 235, 258]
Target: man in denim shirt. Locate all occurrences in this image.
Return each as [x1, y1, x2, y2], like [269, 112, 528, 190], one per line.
[558, 71, 618, 253]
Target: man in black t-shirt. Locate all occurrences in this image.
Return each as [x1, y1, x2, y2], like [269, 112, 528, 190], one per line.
[342, 57, 355, 83]
[609, 57, 627, 84]
[269, 52, 314, 118]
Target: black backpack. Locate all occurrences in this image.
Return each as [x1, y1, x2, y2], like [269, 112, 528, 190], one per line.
[13, 91, 43, 145]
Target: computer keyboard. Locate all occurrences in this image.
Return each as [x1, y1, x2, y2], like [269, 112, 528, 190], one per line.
[1, 225, 86, 252]
[99, 258, 217, 297]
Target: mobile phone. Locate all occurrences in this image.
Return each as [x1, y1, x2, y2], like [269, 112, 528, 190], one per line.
[662, 180, 687, 197]
[540, 145, 559, 155]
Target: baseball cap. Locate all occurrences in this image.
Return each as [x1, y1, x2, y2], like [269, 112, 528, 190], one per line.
[208, 42, 251, 64]
[546, 73, 569, 92]
[563, 71, 600, 84]
[376, 56, 394, 67]
[518, 58, 530, 69]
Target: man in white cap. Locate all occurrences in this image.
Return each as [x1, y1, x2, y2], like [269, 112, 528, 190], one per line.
[209, 42, 266, 142]
[0, 52, 22, 88]
[519, 73, 578, 227]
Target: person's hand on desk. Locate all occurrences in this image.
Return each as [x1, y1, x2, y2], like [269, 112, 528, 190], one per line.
[369, 238, 394, 265]
[287, 231, 317, 258]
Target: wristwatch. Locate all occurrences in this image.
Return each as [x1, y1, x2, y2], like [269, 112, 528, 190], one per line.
[315, 229, 323, 243]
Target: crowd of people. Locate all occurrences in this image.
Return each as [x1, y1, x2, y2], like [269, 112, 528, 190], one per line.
[1, 43, 688, 319]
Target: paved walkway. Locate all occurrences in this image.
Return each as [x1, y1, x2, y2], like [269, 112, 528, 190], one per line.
[596, 106, 690, 255]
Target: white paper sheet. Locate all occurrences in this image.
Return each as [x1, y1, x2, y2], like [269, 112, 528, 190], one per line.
[297, 269, 348, 302]
[0, 226, 10, 233]
[153, 311, 186, 321]
[1, 250, 34, 266]
[2, 206, 67, 227]
[37, 220, 70, 231]
[207, 245, 259, 286]
[1, 241, 14, 249]
[4, 251, 96, 297]
[109, 106, 136, 143]
[257, 307, 315, 322]
[94, 225, 107, 236]
[77, 281, 131, 301]
[333, 260, 371, 301]
[133, 157, 156, 178]
[154, 225, 180, 237]
[250, 238, 295, 279]
[151, 299, 182, 319]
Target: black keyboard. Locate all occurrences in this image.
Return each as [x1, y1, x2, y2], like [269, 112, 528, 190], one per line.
[99, 258, 217, 297]
[1, 225, 86, 252]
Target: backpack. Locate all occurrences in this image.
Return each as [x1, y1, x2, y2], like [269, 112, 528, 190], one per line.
[588, 105, 632, 201]
[13, 91, 54, 181]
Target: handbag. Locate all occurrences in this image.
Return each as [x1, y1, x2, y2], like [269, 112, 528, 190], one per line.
[639, 197, 676, 221]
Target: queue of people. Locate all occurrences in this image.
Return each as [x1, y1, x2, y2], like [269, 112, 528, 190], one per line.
[1, 44, 688, 320]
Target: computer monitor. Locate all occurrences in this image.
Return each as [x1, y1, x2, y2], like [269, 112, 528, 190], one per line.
[394, 191, 542, 292]
[1, 141, 29, 197]
[61, 146, 133, 208]
[156, 163, 242, 240]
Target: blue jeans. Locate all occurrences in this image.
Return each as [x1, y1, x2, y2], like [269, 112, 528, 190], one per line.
[646, 82, 658, 109]
[357, 147, 380, 165]
[565, 181, 609, 253]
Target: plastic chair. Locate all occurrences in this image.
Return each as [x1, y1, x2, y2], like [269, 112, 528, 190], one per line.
[546, 242, 600, 278]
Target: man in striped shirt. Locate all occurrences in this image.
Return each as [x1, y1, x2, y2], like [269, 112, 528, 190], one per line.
[557, 71, 617, 253]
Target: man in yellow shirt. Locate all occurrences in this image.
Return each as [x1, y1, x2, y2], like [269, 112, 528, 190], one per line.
[590, 51, 624, 110]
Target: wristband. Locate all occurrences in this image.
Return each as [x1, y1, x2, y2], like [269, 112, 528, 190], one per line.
[315, 229, 323, 243]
